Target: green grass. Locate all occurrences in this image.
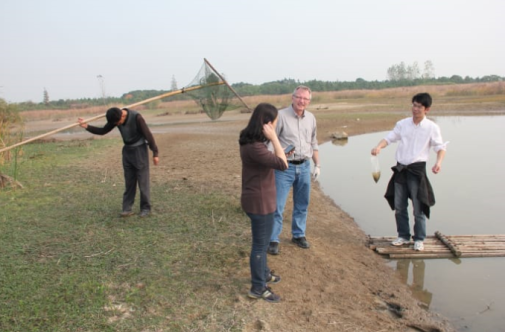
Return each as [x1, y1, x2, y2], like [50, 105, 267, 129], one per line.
[0, 140, 251, 331]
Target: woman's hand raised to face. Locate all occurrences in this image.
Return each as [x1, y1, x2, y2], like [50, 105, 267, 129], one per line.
[262, 122, 277, 141]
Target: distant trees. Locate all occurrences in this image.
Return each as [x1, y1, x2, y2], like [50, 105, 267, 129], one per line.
[387, 61, 422, 81]
[450, 75, 464, 83]
[11, 71, 504, 111]
[387, 60, 437, 82]
[422, 61, 435, 79]
[479, 75, 502, 82]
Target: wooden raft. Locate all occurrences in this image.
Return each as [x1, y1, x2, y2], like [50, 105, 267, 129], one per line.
[368, 231, 505, 259]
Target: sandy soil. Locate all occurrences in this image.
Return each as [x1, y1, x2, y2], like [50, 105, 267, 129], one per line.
[23, 108, 457, 332]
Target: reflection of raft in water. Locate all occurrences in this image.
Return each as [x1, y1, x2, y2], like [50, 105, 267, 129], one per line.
[368, 231, 505, 259]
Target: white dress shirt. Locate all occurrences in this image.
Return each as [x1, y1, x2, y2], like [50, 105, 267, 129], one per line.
[385, 116, 447, 165]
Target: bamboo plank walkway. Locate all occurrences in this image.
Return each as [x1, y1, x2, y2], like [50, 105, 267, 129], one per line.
[368, 231, 505, 259]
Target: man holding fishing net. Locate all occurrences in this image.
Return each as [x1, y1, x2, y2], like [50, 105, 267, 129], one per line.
[78, 107, 159, 218]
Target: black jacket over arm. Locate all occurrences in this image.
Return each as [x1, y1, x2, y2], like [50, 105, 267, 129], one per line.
[384, 162, 435, 219]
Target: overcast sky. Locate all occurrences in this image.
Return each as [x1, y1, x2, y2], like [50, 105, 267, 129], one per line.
[1, 0, 503, 103]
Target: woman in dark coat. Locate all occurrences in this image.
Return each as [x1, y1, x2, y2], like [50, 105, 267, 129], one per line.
[239, 103, 288, 303]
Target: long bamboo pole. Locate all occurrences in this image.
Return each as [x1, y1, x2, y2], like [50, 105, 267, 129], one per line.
[204, 58, 251, 111]
[0, 82, 224, 154]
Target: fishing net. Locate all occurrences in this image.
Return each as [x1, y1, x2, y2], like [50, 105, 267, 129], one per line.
[182, 59, 248, 120]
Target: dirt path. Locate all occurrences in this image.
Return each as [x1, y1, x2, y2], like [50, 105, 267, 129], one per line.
[147, 112, 455, 332]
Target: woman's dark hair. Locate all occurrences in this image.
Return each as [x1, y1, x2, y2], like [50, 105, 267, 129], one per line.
[239, 103, 278, 145]
[412, 93, 432, 108]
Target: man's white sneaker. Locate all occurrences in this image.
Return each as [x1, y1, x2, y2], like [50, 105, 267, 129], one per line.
[391, 237, 410, 246]
[414, 241, 424, 251]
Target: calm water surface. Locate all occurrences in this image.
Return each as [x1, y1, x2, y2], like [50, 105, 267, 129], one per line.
[318, 116, 505, 332]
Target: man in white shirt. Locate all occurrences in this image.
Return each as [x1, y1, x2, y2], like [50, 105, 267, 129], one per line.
[371, 93, 447, 251]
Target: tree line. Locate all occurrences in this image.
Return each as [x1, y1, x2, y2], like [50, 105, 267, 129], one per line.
[13, 70, 504, 112]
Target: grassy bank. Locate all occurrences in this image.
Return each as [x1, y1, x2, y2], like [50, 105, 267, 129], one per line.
[0, 139, 250, 331]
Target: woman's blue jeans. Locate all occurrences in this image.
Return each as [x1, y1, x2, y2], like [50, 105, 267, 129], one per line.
[247, 212, 274, 291]
[394, 173, 427, 241]
[270, 161, 311, 243]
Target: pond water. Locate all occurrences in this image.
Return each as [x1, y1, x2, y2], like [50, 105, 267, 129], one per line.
[317, 116, 505, 332]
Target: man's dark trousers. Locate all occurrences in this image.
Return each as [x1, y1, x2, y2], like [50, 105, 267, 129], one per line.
[122, 143, 150, 212]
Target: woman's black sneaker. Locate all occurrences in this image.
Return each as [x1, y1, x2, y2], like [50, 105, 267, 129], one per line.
[248, 286, 280, 303]
[266, 271, 281, 284]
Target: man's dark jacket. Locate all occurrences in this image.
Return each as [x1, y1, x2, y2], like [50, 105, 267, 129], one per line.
[385, 162, 435, 219]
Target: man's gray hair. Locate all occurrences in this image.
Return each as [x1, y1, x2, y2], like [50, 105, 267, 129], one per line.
[293, 85, 312, 99]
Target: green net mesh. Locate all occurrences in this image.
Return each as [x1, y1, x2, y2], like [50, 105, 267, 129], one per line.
[183, 60, 248, 120]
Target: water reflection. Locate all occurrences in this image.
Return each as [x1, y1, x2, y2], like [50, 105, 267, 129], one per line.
[331, 138, 348, 146]
[395, 259, 432, 309]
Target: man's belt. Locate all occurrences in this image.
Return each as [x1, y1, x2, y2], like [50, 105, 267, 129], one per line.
[288, 159, 307, 165]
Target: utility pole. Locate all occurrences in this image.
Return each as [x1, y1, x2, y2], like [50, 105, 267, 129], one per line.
[97, 75, 106, 103]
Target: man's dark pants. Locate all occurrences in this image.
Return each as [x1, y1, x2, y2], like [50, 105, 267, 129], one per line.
[122, 143, 150, 212]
